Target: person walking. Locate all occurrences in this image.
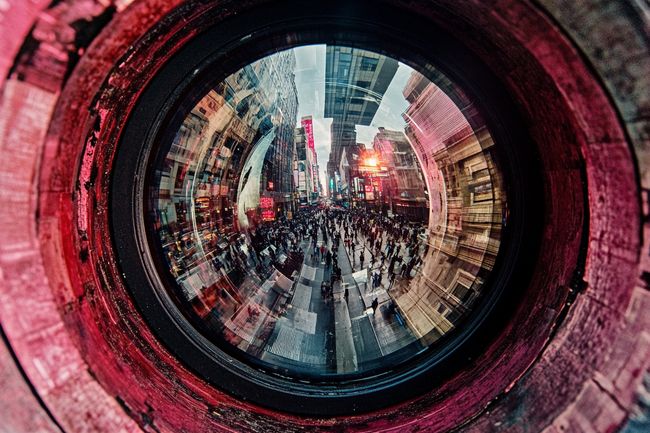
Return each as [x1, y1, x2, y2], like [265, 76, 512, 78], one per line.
[388, 255, 397, 274]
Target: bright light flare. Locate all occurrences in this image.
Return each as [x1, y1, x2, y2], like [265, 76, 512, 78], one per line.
[365, 157, 378, 167]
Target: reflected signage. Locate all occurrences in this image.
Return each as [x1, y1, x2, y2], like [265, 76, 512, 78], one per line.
[260, 197, 275, 221]
[260, 197, 274, 209]
[261, 210, 275, 221]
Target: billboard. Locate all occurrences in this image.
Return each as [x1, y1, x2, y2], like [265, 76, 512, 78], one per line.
[301, 116, 315, 151]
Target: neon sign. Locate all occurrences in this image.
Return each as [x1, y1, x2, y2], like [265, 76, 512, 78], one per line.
[301, 116, 315, 151]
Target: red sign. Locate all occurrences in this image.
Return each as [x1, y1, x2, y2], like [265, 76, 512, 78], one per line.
[261, 210, 275, 221]
[260, 197, 274, 209]
[301, 117, 315, 151]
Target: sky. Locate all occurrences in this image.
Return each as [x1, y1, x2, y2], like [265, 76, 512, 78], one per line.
[293, 45, 412, 188]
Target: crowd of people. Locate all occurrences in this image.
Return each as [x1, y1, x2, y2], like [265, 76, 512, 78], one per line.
[158, 202, 430, 356]
[162, 201, 429, 311]
[247, 204, 429, 298]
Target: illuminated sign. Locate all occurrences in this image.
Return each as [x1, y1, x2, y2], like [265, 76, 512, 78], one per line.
[267, 181, 274, 190]
[261, 210, 275, 221]
[301, 116, 315, 151]
[260, 197, 274, 209]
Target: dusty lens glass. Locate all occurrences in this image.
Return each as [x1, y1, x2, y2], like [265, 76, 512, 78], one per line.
[146, 45, 506, 380]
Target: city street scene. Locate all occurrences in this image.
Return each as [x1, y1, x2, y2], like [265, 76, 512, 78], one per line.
[148, 45, 505, 378]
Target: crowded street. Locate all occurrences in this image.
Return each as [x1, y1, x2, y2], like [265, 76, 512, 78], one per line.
[252, 206, 427, 375]
[149, 44, 504, 378]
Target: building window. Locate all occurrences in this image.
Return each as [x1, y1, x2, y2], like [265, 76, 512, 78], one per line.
[360, 56, 379, 71]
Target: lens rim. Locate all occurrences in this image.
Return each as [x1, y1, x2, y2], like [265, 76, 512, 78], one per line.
[110, 1, 544, 415]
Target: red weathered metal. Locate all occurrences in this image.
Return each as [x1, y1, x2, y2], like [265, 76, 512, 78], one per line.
[0, 1, 647, 432]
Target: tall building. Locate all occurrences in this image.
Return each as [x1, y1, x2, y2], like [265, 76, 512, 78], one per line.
[260, 51, 299, 215]
[294, 125, 315, 206]
[372, 127, 428, 220]
[324, 47, 399, 195]
[154, 49, 300, 279]
[388, 71, 505, 343]
[336, 142, 365, 206]
[301, 116, 320, 202]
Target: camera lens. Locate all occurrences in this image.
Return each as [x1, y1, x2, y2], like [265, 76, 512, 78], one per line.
[3, 0, 644, 430]
[109, 6, 539, 412]
[144, 45, 506, 381]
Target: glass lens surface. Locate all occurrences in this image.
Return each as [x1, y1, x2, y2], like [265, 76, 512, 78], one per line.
[147, 45, 505, 380]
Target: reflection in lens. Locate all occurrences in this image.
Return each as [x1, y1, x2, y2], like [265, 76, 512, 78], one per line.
[147, 45, 505, 380]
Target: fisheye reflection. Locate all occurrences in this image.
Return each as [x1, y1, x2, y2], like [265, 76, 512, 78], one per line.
[148, 45, 505, 378]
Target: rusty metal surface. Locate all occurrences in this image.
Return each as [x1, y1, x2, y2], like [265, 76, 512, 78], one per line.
[0, 1, 647, 432]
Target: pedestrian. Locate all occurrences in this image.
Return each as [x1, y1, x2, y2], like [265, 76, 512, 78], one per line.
[388, 256, 396, 274]
[389, 270, 396, 285]
[371, 297, 379, 314]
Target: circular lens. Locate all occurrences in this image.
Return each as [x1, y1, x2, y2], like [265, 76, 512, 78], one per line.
[145, 44, 506, 381]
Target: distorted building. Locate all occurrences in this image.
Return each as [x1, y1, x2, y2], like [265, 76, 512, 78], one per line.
[300, 116, 320, 202]
[337, 142, 365, 207]
[153, 50, 299, 282]
[294, 125, 315, 206]
[372, 127, 428, 221]
[389, 71, 505, 343]
[324, 46, 398, 195]
[260, 51, 299, 215]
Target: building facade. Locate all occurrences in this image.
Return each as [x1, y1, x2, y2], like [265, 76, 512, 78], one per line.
[324, 46, 399, 196]
[372, 127, 428, 220]
[153, 50, 299, 280]
[389, 71, 505, 343]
